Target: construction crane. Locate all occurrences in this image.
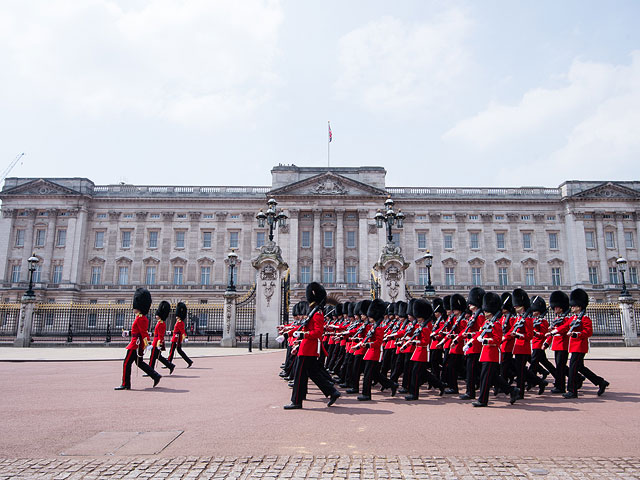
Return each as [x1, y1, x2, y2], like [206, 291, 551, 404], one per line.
[1, 153, 25, 184]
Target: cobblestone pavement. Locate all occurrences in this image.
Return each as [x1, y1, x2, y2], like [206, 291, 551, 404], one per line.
[0, 456, 638, 479]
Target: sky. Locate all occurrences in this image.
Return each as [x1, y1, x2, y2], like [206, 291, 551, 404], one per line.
[1, 0, 639, 188]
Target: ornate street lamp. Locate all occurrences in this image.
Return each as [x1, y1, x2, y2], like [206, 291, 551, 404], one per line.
[227, 249, 238, 292]
[375, 196, 405, 244]
[256, 198, 288, 243]
[422, 250, 435, 296]
[616, 257, 631, 297]
[25, 253, 39, 298]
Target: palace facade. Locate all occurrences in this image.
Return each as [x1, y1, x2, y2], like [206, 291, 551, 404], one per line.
[1, 165, 639, 304]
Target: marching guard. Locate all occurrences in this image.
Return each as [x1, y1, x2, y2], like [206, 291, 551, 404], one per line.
[168, 302, 193, 368]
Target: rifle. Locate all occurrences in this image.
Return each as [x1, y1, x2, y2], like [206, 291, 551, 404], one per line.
[568, 309, 587, 337]
[397, 318, 430, 350]
[352, 319, 382, 350]
[431, 313, 454, 341]
[460, 308, 484, 352]
[436, 313, 463, 348]
[542, 308, 573, 349]
[501, 296, 539, 344]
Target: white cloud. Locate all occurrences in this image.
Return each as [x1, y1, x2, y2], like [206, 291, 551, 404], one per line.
[0, 0, 283, 126]
[335, 9, 472, 112]
[443, 51, 640, 182]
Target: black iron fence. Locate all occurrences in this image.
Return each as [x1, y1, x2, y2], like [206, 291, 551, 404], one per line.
[235, 286, 256, 336]
[280, 270, 290, 325]
[0, 304, 20, 342]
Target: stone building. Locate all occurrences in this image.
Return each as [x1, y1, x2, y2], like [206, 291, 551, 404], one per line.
[1, 165, 638, 304]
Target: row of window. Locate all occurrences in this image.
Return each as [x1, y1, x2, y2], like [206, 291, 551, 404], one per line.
[10, 264, 63, 283]
[430, 232, 559, 251]
[585, 230, 635, 249]
[298, 265, 359, 285]
[588, 266, 639, 285]
[94, 230, 254, 250]
[15, 229, 67, 248]
[418, 266, 564, 287]
[90, 265, 214, 286]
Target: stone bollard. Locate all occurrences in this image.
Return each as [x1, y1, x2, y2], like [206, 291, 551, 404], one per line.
[14, 294, 36, 347]
[619, 296, 639, 347]
[221, 290, 238, 347]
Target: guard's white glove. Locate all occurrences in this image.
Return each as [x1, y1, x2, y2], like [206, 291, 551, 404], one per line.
[276, 334, 286, 343]
[145, 344, 152, 353]
[122, 330, 129, 338]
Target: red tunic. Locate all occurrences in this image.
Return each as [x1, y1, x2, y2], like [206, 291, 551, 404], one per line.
[566, 314, 592, 354]
[172, 319, 187, 343]
[551, 316, 572, 351]
[298, 310, 324, 357]
[507, 316, 533, 355]
[463, 313, 485, 355]
[152, 319, 166, 348]
[499, 314, 517, 354]
[448, 318, 468, 355]
[429, 319, 445, 350]
[479, 321, 503, 363]
[363, 326, 385, 361]
[126, 314, 150, 351]
[410, 324, 433, 362]
[531, 317, 549, 350]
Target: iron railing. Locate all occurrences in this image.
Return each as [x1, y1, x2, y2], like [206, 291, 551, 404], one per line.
[0, 303, 20, 341]
[235, 286, 256, 336]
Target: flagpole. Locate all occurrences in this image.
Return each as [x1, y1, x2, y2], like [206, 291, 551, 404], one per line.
[328, 121, 330, 167]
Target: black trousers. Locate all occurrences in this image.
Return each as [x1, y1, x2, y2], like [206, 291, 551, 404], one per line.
[553, 350, 569, 391]
[464, 353, 481, 397]
[168, 341, 192, 365]
[121, 349, 160, 388]
[325, 343, 337, 370]
[290, 356, 338, 406]
[500, 352, 517, 383]
[349, 354, 365, 391]
[440, 350, 450, 384]
[409, 361, 444, 398]
[477, 362, 514, 405]
[514, 353, 545, 396]
[401, 352, 413, 389]
[362, 360, 394, 396]
[568, 352, 605, 394]
[430, 348, 443, 382]
[445, 353, 463, 393]
[341, 352, 354, 383]
[149, 346, 174, 370]
[332, 345, 346, 374]
[381, 349, 395, 377]
[529, 348, 557, 379]
[390, 351, 405, 383]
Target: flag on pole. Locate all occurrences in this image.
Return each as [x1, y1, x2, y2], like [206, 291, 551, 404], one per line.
[328, 121, 332, 143]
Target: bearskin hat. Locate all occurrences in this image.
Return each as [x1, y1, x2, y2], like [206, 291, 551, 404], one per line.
[467, 287, 486, 308]
[408, 298, 418, 318]
[367, 298, 387, 321]
[335, 303, 343, 316]
[412, 299, 433, 320]
[176, 301, 187, 320]
[396, 301, 408, 318]
[298, 301, 309, 316]
[386, 302, 396, 316]
[432, 297, 445, 315]
[549, 291, 570, 311]
[512, 288, 530, 310]
[443, 295, 452, 311]
[360, 300, 372, 317]
[482, 292, 502, 316]
[569, 288, 589, 309]
[530, 296, 547, 314]
[133, 288, 152, 315]
[450, 294, 466, 312]
[155, 300, 171, 321]
[306, 282, 326, 305]
[501, 292, 514, 313]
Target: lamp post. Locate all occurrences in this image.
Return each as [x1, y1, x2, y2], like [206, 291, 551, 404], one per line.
[375, 196, 405, 244]
[227, 250, 238, 292]
[25, 253, 39, 298]
[422, 250, 435, 296]
[256, 198, 288, 243]
[616, 257, 631, 297]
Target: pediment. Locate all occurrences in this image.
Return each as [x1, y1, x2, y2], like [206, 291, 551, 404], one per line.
[467, 257, 485, 265]
[88, 256, 106, 264]
[143, 256, 161, 264]
[170, 256, 188, 264]
[495, 257, 511, 266]
[269, 172, 387, 197]
[1, 179, 82, 197]
[115, 256, 132, 264]
[572, 182, 640, 200]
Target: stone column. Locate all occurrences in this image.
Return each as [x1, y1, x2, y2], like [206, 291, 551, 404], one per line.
[595, 214, 609, 285]
[616, 214, 628, 260]
[336, 209, 345, 283]
[14, 294, 36, 347]
[619, 295, 639, 347]
[22, 210, 36, 281]
[312, 209, 321, 281]
[66, 207, 88, 286]
[564, 210, 588, 286]
[358, 209, 369, 288]
[0, 209, 17, 282]
[252, 242, 289, 348]
[221, 291, 237, 347]
[44, 209, 58, 283]
[373, 243, 409, 303]
[288, 210, 299, 284]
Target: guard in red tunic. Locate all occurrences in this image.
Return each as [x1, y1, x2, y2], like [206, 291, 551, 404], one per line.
[428, 297, 446, 383]
[284, 282, 341, 409]
[168, 302, 193, 368]
[149, 301, 175, 374]
[528, 297, 555, 389]
[443, 294, 467, 394]
[499, 292, 517, 383]
[460, 287, 486, 400]
[558, 288, 609, 398]
[545, 290, 572, 393]
[114, 288, 161, 390]
[358, 299, 397, 400]
[472, 292, 519, 407]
